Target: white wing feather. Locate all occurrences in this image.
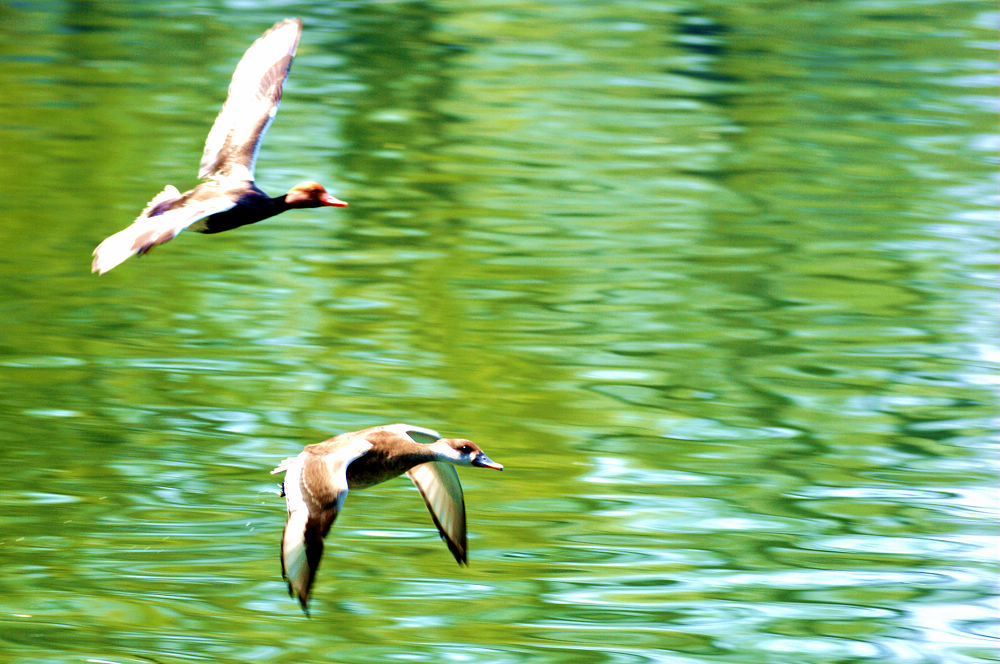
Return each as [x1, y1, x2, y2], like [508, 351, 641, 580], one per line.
[198, 19, 301, 180]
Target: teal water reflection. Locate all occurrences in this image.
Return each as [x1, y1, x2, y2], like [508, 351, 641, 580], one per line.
[0, 1, 997, 663]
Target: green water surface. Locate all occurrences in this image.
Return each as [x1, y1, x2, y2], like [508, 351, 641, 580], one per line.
[0, 2, 997, 663]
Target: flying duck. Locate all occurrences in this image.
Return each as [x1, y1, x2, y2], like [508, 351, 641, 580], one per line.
[91, 18, 346, 275]
[270, 423, 503, 612]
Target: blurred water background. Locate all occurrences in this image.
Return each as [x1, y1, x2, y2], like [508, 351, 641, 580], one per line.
[0, 1, 997, 663]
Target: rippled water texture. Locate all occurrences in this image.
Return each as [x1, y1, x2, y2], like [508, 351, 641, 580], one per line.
[0, 2, 997, 663]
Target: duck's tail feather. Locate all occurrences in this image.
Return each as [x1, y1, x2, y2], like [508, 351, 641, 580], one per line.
[91, 186, 237, 275]
[91, 185, 183, 275]
[91, 225, 148, 274]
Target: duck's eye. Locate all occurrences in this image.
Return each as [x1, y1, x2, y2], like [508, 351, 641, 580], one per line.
[459, 445, 474, 454]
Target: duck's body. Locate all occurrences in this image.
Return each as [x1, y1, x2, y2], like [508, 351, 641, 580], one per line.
[271, 423, 503, 612]
[91, 18, 346, 275]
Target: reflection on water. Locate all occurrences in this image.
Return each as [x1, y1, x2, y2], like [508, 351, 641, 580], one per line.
[0, 1, 997, 663]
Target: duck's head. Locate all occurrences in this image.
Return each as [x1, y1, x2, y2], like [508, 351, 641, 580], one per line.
[432, 438, 504, 470]
[285, 181, 348, 208]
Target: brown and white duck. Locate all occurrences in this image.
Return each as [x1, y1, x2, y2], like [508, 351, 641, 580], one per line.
[91, 18, 346, 275]
[270, 423, 503, 612]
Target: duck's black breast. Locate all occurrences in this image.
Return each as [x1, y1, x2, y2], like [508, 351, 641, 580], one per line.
[189, 184, 287, 234]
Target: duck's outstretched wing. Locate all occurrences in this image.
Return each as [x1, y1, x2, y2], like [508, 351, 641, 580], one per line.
[271, 438, 373, 613]
[199, 18, 302, 181]
[91, 187, 235, 274]
[406, 461, 469, 565]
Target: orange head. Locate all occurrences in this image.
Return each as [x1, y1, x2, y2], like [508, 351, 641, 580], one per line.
[285, 181, 348, 209]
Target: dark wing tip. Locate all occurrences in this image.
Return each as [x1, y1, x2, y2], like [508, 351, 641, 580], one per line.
[428, 507, 468, 566]
[444, 538, 469, 566]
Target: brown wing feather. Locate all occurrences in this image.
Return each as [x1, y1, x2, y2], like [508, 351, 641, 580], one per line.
[274, 437, 372, 612]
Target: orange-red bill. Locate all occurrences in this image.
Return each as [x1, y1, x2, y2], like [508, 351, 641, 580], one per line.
[320, 193, 348, 207]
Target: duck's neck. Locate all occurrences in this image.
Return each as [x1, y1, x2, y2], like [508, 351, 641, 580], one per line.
[262, 195, 292, 218]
